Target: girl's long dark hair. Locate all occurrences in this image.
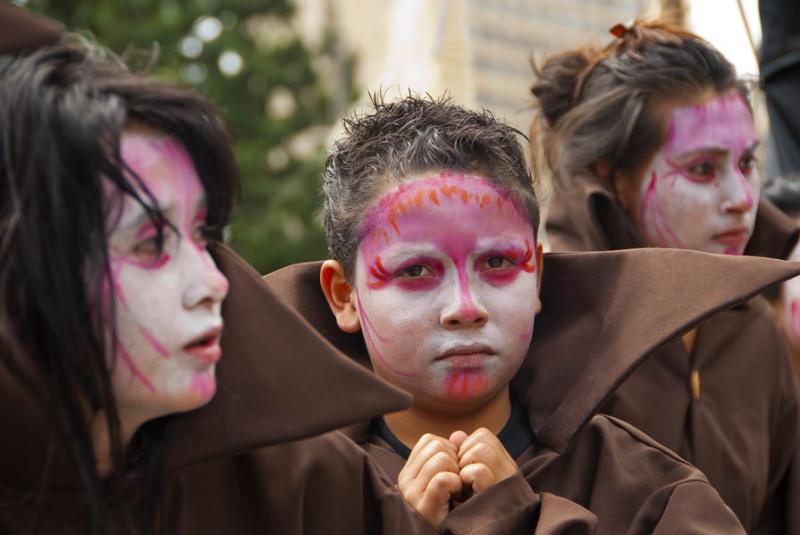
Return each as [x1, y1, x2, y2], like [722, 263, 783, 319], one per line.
[0, 38, 238, 533]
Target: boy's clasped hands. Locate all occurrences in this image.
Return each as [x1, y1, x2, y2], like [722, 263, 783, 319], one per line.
[398, 428, 519, 529]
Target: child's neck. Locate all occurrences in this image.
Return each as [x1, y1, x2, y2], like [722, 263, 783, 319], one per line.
[384, 387, 512, 448]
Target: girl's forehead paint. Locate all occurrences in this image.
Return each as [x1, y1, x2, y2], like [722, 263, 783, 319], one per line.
[119, 133, 204, 231]
[665, 92, 755, 155]
[359, 173, 532, 244]
[121, 135, 196, 179]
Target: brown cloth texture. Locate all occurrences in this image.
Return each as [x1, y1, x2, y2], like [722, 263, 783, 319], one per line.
[545, 172, 800, 533]
[265, 250, 800, 534]
[0, 245, 435, 534]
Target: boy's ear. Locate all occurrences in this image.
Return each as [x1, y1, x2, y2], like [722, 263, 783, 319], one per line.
[320, 260, 361, 333]
[535, 243, 544, 314]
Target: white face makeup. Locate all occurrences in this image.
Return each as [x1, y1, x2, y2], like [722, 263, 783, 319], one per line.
[634, 91, 760, 255]
[352, 173, 539, 408]
[106, 131, 229, 421]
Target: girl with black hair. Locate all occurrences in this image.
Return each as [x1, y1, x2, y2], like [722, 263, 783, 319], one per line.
[533, 20, 800, 532]
[0, 30, 434, 535]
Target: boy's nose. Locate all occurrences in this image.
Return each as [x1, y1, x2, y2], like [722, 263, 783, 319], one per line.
[440, 284, 489, 329]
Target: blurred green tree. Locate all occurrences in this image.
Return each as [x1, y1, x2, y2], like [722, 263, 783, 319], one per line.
[24, 0, 357, 273]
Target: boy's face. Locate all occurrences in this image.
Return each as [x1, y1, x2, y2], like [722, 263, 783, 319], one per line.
[350, 173, 541, 409]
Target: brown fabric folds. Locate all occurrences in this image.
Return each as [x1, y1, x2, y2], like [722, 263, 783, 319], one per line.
[0, 4, 62, 55]
[263, 250, 800, 452]
[0, 245, 414, 531]
[164, 245, 411, 469]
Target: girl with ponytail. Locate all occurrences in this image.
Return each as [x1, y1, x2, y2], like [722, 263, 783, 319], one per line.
[532, 21, 800, 532]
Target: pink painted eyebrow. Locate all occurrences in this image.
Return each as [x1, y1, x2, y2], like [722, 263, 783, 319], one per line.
[671, 140, 760, 160]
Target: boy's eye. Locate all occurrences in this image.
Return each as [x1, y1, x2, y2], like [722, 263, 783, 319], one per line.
[397, 264, 434, 278]
[483, 255, 515, 270]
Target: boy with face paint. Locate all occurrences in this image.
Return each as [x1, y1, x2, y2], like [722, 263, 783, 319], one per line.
[263, 94, 800, 533]
[535, 21, 800, 532]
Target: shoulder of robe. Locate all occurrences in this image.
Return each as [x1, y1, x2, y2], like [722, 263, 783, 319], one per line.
[582, 414, 705, 472]
[518, 249, 800, 453]
[545, 172, 638, 252]
[0, 5, 63, 54]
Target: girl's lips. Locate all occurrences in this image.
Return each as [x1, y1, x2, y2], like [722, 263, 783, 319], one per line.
[712, 228, 748, 246]
[184, 326, 222, 364]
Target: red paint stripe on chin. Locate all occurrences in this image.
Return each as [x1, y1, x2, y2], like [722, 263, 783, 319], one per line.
[445, 369, 488, 400]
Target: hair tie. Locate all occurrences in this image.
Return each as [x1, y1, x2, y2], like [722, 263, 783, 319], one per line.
[609, 22, 633, 39]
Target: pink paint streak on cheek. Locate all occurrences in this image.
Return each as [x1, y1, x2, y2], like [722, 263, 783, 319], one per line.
[137, 325, 170, 358]
[354, 289, 420, 377]
[115, 341, 156, 393]
[790, 300, 800, 338]
[445, 369, 488, 400]
[639, 171, 685, 247]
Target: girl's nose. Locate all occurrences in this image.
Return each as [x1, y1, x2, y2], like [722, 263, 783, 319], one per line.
[183, 248, 229, 309]
[720, 171, 755, 214]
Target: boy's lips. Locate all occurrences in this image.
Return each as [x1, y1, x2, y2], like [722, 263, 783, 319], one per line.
[437, 343, 495, 367]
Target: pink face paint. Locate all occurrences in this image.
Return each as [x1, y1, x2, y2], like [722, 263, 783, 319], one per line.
[445, 369, 488, 400]
[190, 373, 217, 400]
[115, 341, 156, 393]
[105, 131, 228, 419]
[352, 173, 538, 403]
[636, 91, 760, 255]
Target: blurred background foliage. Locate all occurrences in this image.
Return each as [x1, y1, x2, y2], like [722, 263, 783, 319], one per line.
[25, 0, 358, 273]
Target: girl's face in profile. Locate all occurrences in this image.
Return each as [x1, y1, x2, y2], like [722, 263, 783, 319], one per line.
[625, 90, 760, 255]
[105, 130, 229, 420]
[351, 173, 541, 410]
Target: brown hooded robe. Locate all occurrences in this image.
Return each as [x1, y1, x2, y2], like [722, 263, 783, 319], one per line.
[0, 246, 437, 534]
[545, 173, 800, 533]
[264, 248, 800, 534]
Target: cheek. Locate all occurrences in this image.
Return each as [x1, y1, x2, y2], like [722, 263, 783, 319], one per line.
[639, 167, 722, 235]
[112, 264, 183, 349]
[484, 275, 538, 342]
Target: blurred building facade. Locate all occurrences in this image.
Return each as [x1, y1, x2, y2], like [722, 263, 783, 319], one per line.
[295, 0, 659, 132]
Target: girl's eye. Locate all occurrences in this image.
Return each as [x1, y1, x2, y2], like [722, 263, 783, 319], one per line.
[484, 256, 514, 270]
[191, 222, 217, 247]
[132, 233, 166, 264]
[739, 154, 757, 175]
[397, 264, 433, 278]
[686, 161, 716, 181]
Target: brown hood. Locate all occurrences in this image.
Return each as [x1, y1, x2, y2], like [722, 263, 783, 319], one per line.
[263, 249, 800, 453]
[0, 4, 63, 54]
[545, 172, 800, 259]
[164, 245, 412, 469]
[0, 245, 410, 491]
